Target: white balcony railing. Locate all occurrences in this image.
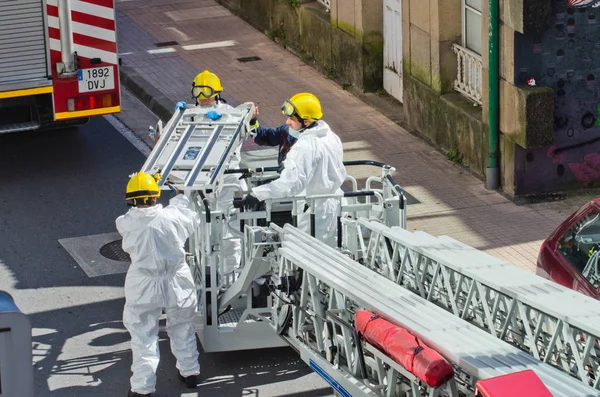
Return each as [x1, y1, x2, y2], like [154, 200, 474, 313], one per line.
[452, 43, 482, 105]
[316, 0, 331, 10]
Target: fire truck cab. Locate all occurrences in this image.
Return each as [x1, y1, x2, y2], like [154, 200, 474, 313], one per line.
[0, 0, 120, 133]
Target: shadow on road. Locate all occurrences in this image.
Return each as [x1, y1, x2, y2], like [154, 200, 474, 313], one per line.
[30, 298, 328, 397]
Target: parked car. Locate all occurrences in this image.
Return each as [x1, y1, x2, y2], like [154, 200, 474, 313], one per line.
[536, 198, 600, 300]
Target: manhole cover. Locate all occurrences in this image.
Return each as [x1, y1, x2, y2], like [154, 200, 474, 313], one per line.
[100, 240, 131, 262]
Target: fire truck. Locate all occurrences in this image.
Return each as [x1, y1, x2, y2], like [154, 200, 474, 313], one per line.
[0, 0, 120, 133]
[135, 104, 600, 397]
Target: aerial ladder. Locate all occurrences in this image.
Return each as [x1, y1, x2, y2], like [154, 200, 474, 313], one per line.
[141, 104, 600, 397]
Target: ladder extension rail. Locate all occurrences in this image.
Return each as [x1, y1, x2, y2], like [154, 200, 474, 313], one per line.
[346, 218, 600, 390]
[268, 224, 598, 397]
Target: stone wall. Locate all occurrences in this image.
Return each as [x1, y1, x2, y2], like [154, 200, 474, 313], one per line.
[404, 76, 487, 174]
[215, 0, 383, 91]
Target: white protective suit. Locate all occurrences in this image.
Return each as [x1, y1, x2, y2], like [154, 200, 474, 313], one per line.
[205, 101, 248, 275]
[252, 120, 347, 247]
[116, 194, 200, 395]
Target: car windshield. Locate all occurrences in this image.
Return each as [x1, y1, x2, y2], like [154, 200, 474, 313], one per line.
[558, 208, 600, 288]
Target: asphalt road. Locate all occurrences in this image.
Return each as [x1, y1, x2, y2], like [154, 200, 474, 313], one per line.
[0, 90, 331, 397]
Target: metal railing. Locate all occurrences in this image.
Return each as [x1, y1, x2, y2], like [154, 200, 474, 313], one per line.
[452, 43, 482, 105]
[316, 0, 331, 10]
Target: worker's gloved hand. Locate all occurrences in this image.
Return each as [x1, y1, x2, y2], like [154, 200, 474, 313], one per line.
[175, 101, 186, 110]
[239, 171, 253, 180]
[166, 182, 180, 196]
[205, 110, 222, 121]
[243, 193, 263, 211]
[247, 118, 259, 138]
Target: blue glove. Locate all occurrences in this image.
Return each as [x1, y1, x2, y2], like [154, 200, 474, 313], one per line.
[205, 110, 222, 121]
[175, 101, 186, 110]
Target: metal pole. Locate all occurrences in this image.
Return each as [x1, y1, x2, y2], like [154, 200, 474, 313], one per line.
[486, 0, 500, 190]
[58, 0, 75, 74]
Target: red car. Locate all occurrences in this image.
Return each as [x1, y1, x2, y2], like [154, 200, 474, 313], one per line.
[536, 198, 600, 300]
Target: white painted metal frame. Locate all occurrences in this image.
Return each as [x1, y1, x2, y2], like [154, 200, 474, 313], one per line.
[344, 218, 600, 390]
[141, 104, 255, 192]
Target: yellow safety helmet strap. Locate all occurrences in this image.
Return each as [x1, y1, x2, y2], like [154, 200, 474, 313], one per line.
[126, 189, 160, 200]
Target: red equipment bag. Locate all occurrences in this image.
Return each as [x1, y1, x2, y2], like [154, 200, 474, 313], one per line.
[355, 310, 454, 388]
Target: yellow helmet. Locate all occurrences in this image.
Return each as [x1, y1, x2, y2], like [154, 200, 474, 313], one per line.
[192, 70, 223, 99]
[281, 92, 323, 122]
[125, 171, 161, 202]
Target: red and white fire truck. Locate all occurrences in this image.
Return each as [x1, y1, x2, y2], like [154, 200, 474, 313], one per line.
[0, 0, 120, 133]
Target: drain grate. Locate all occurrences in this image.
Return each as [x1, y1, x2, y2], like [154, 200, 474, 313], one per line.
[236, 56, 261, 63]
[155, 41, 179, 47]
[100, 240, 131, 262]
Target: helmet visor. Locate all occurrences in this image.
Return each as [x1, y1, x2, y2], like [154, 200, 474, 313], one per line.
[192, 85, 218, 99]
[281, 99, 298, 118]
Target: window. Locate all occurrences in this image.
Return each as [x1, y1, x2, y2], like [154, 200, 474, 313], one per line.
[558, 209, 600, 288]
[463, 0, 482, 55]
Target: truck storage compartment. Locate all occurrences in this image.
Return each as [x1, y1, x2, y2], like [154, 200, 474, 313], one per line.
[0, 0, 50, 90]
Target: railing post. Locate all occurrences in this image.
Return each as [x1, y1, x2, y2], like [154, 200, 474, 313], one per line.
[452, 43, 483, 106]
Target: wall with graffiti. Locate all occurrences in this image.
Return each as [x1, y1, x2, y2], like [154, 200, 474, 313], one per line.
[513, 0, 600, 194]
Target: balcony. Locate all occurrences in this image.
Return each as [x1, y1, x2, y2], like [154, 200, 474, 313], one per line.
[315, 0, 330, 11]
[452, 43, 482, 106]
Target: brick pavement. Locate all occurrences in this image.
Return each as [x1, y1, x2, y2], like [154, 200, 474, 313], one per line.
[114, 0, 600, 273]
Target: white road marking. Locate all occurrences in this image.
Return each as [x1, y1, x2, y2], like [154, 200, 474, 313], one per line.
[182, 40, 237, 51]
[147, 47, 176, 54]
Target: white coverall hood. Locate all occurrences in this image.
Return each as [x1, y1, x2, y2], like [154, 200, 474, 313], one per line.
[116, 194, 201, 394]
[252, 120, 346, 246]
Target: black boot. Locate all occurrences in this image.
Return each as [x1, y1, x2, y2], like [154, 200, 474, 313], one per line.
[127, 391, 152, 397]
[178, 373, 198, 389]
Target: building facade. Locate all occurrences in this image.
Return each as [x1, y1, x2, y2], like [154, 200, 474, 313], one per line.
[217, 0, 600, 197]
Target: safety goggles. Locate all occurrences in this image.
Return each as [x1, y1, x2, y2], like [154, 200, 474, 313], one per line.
[192, 85, 220, 99]
[281, 99, 298, 118]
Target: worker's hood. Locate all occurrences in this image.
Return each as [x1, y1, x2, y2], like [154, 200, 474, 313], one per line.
[300, 120, 330, 139]
[117, 205, 163, 233]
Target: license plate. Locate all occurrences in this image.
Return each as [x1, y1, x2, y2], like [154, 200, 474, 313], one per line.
[77, 66, 115, 93]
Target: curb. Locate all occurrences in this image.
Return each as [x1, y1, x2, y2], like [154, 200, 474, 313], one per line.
[119, 62, 174, 123]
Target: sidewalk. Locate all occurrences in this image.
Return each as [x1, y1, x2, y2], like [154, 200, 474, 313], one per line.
[114, 0, 599, 273]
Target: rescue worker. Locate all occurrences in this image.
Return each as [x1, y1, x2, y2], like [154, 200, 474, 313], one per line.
[244, 93, 347, 247]
[175, 70, 246, 275]
[116, 172, 200, 397]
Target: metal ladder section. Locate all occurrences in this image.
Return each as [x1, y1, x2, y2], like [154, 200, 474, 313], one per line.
[140, 104, 254, 192]
[345, 218, 600, 390]
[271, 224, 599, 397]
